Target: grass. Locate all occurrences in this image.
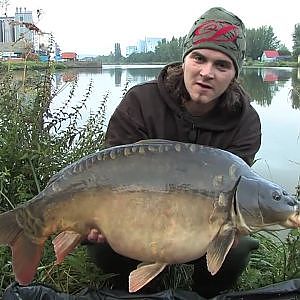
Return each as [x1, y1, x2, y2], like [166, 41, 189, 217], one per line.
[0, 244, 113, 295]
[236, 229, 300, 291]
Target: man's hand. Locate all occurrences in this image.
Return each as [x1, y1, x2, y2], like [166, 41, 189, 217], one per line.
[87, 228, 107, 243]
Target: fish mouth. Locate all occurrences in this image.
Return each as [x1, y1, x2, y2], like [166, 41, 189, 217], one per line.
[286, 213, 300, 228]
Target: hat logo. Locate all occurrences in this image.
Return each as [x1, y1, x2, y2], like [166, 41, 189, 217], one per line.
[192, 20, 239, 45]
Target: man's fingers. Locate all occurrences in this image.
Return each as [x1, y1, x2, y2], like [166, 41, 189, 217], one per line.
[87, 228, 106, 243]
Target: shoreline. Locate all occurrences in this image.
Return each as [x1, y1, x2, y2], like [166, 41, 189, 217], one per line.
[0, 60, 299, 71]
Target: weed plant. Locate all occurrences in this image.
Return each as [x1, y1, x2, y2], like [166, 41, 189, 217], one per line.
[0, 61, 109, 296]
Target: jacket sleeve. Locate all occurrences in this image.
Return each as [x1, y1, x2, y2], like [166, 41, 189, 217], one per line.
[104, 87, 149, 147]
[226, 105, 261, 166]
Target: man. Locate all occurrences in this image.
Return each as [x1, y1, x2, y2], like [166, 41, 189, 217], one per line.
[87, 7, 261, 298]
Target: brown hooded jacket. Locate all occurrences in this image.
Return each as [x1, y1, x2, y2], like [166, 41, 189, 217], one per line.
[105, 63, 261, 165]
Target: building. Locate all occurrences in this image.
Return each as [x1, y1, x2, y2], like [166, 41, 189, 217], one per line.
[14, 7, 34, 44]
[0, 7, 33, 44]
[0, 16, 15, 43]
[144, 37, 163, 52]
[61, 52, 77, 61]
[136, 39, 146, 53]
[261, 50, 279, 62]
[126, 37, 164, 57]
[0, 7, 34, 56]
[125, 45, 137, 57]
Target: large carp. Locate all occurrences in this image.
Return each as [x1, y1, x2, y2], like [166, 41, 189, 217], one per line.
[0, 139, 299, 292]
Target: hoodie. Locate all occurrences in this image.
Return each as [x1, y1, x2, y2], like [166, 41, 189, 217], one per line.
[105, 63, 261, 165]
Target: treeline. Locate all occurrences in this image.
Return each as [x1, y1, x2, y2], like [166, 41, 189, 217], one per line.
[97, 37, 185, 64]
[96, 24, 300, 64]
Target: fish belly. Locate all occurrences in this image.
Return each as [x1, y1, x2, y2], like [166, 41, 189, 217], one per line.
[92, 189, 222, 263]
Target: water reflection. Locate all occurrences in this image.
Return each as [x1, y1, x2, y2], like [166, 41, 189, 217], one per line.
[53, 65, 299, 195]
[290, 68, 300, 109]
[114, 68, 122, 86]
[239, 68, 296, 108]
[52, 66, 300, 110]
[62, 72, 78, 83]
[7, 66, 300, 113]
[54, 65, 162, 88]
[4, 65, 300, 194]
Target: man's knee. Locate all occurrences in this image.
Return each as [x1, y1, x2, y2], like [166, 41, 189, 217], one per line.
[86, 243, 140, 289]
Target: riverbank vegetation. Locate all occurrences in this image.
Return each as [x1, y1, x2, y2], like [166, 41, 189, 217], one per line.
[0, 63, 110, 295]
[0, 63, 299, 297]
[0, 60, 76, 71]
[1, 59, 299, 72]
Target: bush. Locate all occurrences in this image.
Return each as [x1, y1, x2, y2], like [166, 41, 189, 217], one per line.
[0, 62, 109, 296]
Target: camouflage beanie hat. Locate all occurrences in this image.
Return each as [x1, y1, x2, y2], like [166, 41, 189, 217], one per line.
[182, 7, 246, 77]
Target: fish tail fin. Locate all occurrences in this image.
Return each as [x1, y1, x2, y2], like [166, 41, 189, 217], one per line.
[12, 231, 44, 285]
[0, 210, 21, 245]
[0, 210, 44, 285]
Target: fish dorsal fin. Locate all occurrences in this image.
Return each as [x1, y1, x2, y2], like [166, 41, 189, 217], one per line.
[206, 224, 236, 275]
[52, 231, 82, 264]
[129, 262, 167, 293]
[134, 139, 174, 145]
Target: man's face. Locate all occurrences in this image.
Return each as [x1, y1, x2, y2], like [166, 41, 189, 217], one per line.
[182, 49, 236, 105]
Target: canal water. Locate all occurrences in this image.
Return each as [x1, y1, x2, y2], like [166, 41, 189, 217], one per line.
[51, 65, 300, 194]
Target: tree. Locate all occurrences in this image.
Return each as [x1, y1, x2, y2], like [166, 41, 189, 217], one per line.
[114, 42, 122, 64]
[245, 28, 259, 60]
[155, 37, 183, 62]
[292, 23, 300, 58]
[262, 26, 280, 50]
[246, 26, 280, 60]
[277, 44, 291, 56]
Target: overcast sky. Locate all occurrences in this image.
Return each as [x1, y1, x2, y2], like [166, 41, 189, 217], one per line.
[3, 0, 299, 56]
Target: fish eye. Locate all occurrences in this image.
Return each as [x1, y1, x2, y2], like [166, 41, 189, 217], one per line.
[272, 191, 281, 201]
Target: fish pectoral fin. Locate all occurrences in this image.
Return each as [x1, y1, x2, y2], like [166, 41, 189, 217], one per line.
[206, 225, 236, 275]
[52, 231, 82, 264]
[129, 262, 167, 293]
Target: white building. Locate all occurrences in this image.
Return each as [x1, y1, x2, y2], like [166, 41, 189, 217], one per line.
[137, 39, 146, 53]
[14, 7, 34, 43]
[126, 37, 164, 56]
[0, 7, 34, 55]
[144, 37, 163, 52]
[0, 16, 15, 43]
[125, 45, 137, 57]
[0, 7, 33, 43]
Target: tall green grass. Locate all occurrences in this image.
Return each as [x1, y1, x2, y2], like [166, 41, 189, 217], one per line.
[0, 62, 110, 296]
